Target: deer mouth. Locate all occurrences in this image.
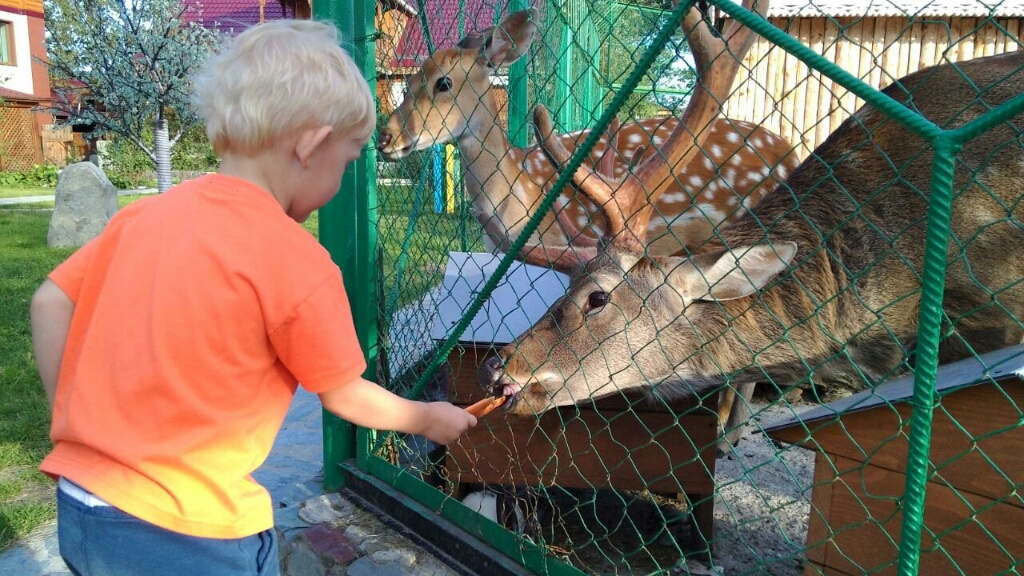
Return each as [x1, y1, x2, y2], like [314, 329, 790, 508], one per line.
[379, 138, 420, 160]
[487, 379, 525, 412]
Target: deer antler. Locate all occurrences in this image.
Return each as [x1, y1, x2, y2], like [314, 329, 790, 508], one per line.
[539, 0, 768, 247]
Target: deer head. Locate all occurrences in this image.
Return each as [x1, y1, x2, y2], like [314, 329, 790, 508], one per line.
[378, 10, 538, 159]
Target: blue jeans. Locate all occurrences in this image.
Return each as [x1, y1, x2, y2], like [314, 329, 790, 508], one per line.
[57, 482, 280, 576]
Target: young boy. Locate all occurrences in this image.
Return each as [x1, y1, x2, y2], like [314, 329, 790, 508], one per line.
[29, 19, 477, 576]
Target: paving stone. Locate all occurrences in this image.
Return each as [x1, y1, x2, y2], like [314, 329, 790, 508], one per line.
[298, 492, 353, 524]
[304, 524, 360, 566]
[284, 541, 328, 576]
[368, 548, 417, 567]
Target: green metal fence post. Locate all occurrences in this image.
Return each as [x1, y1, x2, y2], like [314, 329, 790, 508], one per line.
[315, 0, 380, 491]
[551, 0, 598, 131]
[507, 0, 530, 147]
[893, 136, 960, 575]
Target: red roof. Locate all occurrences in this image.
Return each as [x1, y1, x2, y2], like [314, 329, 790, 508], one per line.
[181, 0, 290, 33]
[392, 0, 516, 68]
[0, 86, 45, 102]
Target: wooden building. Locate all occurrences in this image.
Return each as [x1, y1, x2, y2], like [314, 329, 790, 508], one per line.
[0, 0, 53, 171]
[723, 0, 1024, 159]
[764, 344, 1024, 575]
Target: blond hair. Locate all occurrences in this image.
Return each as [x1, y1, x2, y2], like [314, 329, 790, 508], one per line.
[191, 19, 375, 154]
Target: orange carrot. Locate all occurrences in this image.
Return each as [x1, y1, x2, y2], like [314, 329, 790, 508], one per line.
[465, 395, 506, 418]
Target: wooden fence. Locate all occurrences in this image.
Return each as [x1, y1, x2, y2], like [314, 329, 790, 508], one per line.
[41, 124, 75, 166]
[724, 16, 1023, 159]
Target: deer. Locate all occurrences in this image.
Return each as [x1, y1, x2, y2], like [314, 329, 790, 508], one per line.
[377, 6, 800, 262]
[479, 39, 1024, 455]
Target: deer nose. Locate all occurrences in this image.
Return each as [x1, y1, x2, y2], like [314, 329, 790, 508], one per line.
[479, 355, 506, 389]
[378, 130, 392, 149]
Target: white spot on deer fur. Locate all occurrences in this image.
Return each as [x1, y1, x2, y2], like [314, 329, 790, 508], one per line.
[726, 131, 740, 144]
[688, 175, 703, 188]
[703, 190, 716, 200]
[660, 192, 686, 204]
[710, 145, 724, 158]
[749, 136, 763, 149]
[703, 157, 714, 171]
[728, 195, 739, 206]
[776, 165, 789, 180]
[628, 133, 644, 146]
[692, 207, 727, 226]
[512, 184, 527, 203]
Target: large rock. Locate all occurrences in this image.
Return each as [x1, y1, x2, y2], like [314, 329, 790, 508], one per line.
[47, 162, 119, 248]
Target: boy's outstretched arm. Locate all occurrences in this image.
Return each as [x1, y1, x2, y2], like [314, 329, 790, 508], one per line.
[30, 280, 75, 410]
[319, 377, 477, 445]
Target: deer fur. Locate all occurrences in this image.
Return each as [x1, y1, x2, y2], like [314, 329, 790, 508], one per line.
[480, 49, 1024, 449]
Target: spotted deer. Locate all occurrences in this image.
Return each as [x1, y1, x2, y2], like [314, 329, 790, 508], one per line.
[377, 7, 800, 260]
[479, 45, 1024, 452]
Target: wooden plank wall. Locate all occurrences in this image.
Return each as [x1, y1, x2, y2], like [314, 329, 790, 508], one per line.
[724, 16, 1024, 160]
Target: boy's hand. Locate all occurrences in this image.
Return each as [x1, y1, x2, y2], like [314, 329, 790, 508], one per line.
[420, 402, 477, 445]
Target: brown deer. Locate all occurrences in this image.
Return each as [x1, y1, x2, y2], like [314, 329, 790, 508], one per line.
[479, 47, 1024, 452]
[377, 6, 800, 260]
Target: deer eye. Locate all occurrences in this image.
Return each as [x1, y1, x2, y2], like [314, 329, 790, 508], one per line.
[587, 291, 609, 312]
[435, 77, 453, 93]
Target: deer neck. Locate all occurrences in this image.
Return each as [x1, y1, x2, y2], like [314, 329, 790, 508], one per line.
[453, 91, 538, 244]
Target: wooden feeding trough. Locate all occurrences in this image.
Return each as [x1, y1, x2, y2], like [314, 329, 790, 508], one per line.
[764, 344, 1024, 576]
[430, 252, 721, 548]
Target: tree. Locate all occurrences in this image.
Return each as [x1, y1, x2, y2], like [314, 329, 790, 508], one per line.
[44, 0, 221, 192]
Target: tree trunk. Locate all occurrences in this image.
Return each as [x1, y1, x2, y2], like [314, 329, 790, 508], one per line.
[154, 118, 173, 193]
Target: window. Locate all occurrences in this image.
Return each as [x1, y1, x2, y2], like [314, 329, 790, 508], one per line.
[0, 21, 13, 66]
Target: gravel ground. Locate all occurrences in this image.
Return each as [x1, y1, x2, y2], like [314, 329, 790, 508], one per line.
[707, 400, 816, 576]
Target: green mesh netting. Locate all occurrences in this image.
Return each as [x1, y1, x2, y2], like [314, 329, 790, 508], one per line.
[344, 0, 1024, 574]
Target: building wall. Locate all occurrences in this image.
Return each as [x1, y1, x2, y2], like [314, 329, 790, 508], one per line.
[0, 0, 51, 169]
[723, 16, 1023, 159]
[0, 9, 33, 94]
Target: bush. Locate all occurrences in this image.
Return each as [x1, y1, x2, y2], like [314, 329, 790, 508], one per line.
[0, 164, 61, 187]
[101, 124, 219, 189]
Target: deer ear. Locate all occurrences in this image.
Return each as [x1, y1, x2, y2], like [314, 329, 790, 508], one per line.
[670, 241, 797, 301]
[479, 9, 537, 68]
[456, 28, 492, 50]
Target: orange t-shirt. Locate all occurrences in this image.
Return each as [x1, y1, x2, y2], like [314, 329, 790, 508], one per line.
[40, 174, 367, 539]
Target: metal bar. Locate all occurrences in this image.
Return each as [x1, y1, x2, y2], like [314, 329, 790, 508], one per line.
[315, 0, 379, 491]
[355, 458, 587, 576]
[895, 135, 960, 576]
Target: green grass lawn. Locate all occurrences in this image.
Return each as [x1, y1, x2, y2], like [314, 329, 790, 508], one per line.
[0, 182, 483, 552]
[0, 209, 74, 552]
[0, 187, 54, 199]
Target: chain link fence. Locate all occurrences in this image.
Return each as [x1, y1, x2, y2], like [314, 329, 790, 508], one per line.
[355, 0, 1024, 573]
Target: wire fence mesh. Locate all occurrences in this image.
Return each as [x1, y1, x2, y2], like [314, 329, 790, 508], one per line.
[361, 0, 1024, 573]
